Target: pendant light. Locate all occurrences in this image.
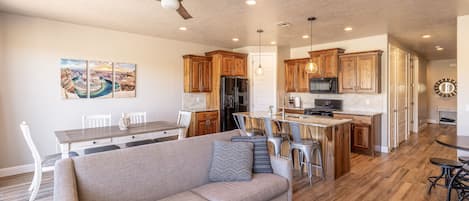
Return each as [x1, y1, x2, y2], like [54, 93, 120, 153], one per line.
[255, 29, 264, 75]
[305, 17, 318, 74]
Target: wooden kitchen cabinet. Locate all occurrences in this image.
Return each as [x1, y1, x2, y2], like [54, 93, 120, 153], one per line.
[338, 50, 382, 94]
[284, 58, 310, 92]
[334, 113, 381, 156]
[308, 48, 345, 78]
[183, 55, 212, 93]
[188, 111, 219, 137]
[206, 50, 247, 77]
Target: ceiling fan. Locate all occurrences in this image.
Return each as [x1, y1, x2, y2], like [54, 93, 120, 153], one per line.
[157, 0, 193, 20]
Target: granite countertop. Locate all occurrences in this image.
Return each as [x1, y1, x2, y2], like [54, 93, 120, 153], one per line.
[235, 112, 352, 128]
[181, 108, 219, 112]
[333, 110, 382, 116]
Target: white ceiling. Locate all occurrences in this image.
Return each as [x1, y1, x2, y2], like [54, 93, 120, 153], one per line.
[1, 0, 468, 60]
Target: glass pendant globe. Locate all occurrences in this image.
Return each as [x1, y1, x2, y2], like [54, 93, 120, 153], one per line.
[256, 66, 264, 75]
[161, 0, 180, 10]
[305, 60, 318, 74]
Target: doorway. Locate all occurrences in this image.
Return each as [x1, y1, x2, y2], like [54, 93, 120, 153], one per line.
[249, 53, 277, 112]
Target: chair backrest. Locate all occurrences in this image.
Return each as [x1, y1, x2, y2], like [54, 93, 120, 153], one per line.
[177, 111, 192, 138]
[263, 118, 275, 138]
[82, 114, 112, 129]
[289, 122, 302, 143]
[20, 122, 42, 166]
[123, 112, 147, 124]
[233, 113, 246, 131]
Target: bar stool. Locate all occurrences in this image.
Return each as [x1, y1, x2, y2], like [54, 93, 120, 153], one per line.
[263, 118, 287, 157]
[233, 113, 264, 136]
[288, 122, 325, 185]
[427, 157, 463, 194]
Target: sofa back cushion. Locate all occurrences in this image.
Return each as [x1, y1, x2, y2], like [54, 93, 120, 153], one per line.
[72, 130, 240, 201]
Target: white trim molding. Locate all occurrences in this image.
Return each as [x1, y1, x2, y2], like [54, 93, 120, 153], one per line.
[380, 146, 390, 153]
[0, 164, 34, 178]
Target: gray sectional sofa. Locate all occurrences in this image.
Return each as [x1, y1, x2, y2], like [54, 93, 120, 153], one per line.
[54, 129, 292, 201]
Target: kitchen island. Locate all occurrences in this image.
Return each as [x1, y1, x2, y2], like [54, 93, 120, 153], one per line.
[235, 112, 352, 180]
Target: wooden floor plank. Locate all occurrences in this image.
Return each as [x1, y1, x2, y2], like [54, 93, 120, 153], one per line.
[0, 124, 458, 201]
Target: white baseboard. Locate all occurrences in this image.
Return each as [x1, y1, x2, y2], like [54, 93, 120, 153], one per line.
[0, 164, 34, 178]
[427, 119, 438, 124]
[380, 146, 389, 153]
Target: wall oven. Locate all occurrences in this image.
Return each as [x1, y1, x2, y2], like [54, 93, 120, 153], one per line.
[309, 78, 338, 94]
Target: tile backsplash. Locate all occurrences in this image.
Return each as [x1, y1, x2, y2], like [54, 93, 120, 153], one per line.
[288, 93, 385, 112]
[182, 93, 207, 109]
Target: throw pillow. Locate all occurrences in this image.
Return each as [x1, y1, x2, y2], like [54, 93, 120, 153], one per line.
[208, 140, 254, 182]
[231, 136, 274, 173]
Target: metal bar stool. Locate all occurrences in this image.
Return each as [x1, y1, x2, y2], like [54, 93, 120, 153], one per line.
[288, 122, 325, 185]
[233, 113, 264, 136]
[427, 157, 463, 194]
[263, 118, 288, 157]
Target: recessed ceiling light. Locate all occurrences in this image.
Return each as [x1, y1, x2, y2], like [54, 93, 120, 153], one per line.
[436, 47, 444, 51]
[232, 38, 240, 42]
[302, 35, 309, 39]
[422, 34, 431, 39]
[344, 27, 353, 31]
[179, 27, 187, 31]
[270, 41, 276, 45]
[245, 0, 256, 5]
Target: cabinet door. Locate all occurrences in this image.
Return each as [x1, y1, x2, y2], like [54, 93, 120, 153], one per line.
[200, 61, 212, 92]
[308, 55, 322, 78]
[285, 61, 297, 92]
[189, 60, 202, 92]
[296, 60, 310, 92]
[221, 56, 234, 76]
[352, 124, 371, 150]
[322, 52, 338, 77]
[356, 54, 378, 93]
[233, 56, 247, 77]
[339, 56, 357, 93]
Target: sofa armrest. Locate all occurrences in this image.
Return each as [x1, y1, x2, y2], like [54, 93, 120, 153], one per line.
[54, 159, 79, 201]
[270, 156, 292, 201]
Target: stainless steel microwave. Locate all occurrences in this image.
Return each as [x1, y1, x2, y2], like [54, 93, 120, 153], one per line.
[309, 78, 338, 94]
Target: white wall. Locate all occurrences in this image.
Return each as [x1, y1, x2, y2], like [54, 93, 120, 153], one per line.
[289, 34, 389, 151]
[426, 59, 457, 123]
[458, 15, 469, 137]
[0, 13, 223, 169]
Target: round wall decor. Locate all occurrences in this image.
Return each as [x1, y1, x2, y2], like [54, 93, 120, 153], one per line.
[434, 78, 457, 97]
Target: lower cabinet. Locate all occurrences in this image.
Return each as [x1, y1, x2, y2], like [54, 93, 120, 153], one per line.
[334, 113, 381, 156]
[188, 111, 219, 137]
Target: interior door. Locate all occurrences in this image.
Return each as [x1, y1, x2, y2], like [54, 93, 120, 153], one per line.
[250, 53, 277, 112]
[396, 49, 408, 144]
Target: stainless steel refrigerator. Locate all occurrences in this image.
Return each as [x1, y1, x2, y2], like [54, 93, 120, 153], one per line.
[220, 77, 249, 131]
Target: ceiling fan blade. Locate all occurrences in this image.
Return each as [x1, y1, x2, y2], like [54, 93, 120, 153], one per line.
[176, 3, 193, 20]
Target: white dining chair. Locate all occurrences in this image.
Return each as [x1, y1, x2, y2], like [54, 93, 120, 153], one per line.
[20, 122, 78, 201]
[81, 114, 120, 154]
[123, 112, 147, 124]
[82, 114, 112, 129]
[177, 111, 192, 139]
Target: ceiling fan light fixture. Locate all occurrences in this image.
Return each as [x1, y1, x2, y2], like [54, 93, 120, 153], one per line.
[161, 0, 180, 10]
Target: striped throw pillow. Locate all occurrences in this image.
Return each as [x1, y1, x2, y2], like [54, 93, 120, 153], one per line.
[231, 136, 273, 173]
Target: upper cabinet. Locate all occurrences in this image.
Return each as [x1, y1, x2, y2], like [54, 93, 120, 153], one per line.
[308, 48, 345, 78]
[183, 55, 212, 93]
[284, 58, 310, 92]
[338, 50, 383, 94]
[206, 50, 247, 77]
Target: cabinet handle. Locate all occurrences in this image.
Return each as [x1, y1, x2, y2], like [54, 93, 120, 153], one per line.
[131, 136, 135, 139]
[92, 141, 97, 144]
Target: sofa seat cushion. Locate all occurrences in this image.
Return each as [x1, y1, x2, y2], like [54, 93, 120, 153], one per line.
[157, 191, 207, 201]
[192, 173, 288, 201]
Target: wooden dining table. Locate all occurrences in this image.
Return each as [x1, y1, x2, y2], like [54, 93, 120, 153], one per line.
[55, 121, 185, 158]
[435, 135, 469, 152]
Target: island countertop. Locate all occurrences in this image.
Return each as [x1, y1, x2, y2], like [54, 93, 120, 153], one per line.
[235, 112, 352, 128]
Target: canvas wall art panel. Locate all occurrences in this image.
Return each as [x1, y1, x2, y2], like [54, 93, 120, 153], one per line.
[60, 59, 88, 99]
[113, 63, 136, 98]
[88, 60, 113, 99]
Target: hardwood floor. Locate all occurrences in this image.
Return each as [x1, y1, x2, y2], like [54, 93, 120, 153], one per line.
[0, 124, 457, 201]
